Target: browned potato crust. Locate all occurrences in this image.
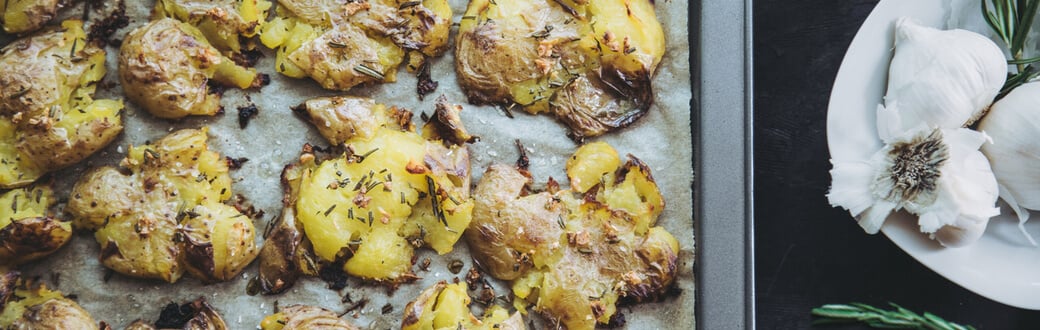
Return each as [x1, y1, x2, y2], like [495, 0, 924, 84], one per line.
[0, 185, 71, 266]
[0, 0, 61, 34]
[0, 271, 103, 329]
[126, 298, 228, 330]
[260, 305, 359, 330]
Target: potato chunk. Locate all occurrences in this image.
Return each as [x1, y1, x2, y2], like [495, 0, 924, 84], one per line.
[66, 128, 259, 283]
[0, 271, 102, 329]
[260, 305, 359, 330]
[125, 298, 228, 330]
[0, 0, 61, 34]
[259, 0, 452, 91]
[456, 0, 664, 139]
[0, 20, 124, 188]
[467, 142, 678, 329]
[0, 185, 70, 266]
[154, 0, 273, 53]
[402, 281, 525, 330]
[255, 96, 472, 289]
[119, 18, 263, 119]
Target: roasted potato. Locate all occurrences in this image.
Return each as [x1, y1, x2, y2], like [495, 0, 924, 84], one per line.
[66, 128, 259, 283]
[0, 0, 61, 34]
[125, 298, 227, 330]
[456, 0, 665, 139]
[0, 185, 71, 266]
[259, 0, 452, 91]
[260, 305, 359, 330]
[402, 281, 525, 330]
[467, 142, 679, 329]
[0, 271, 104, 329]
[154, 0, 273, 54]
[119, 18, 264, 119]
[0, 19, 124, 189]
[256, 96, 472, 288]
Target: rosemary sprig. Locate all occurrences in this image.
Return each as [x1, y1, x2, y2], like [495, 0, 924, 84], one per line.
[811, 303, 974, 330]
[982, 0, 1040, 97]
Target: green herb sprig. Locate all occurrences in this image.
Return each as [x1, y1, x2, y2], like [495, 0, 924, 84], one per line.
[811, 303, 974, 330]
[982, 0, 1040, 97]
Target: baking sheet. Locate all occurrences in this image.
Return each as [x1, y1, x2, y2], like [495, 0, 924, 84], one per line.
[11, 0, 694, 328]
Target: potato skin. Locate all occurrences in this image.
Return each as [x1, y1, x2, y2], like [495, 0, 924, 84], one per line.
[260, 305, 359, 330]
[0, 20, 124, 188]
[119, 18, 225, 119]
[126, 298, 228, 330]
[66, 128, 258, 283]
[0, 271, 102, 329]
[467, 143, 679, 329]
[0, 185, 70, 266]
[455, 0, 665, 139]
[0, 0, 61, 34]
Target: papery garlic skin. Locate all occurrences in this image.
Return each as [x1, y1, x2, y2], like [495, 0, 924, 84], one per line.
[978, 81, 1040, 244]
[880, 17, 1007, 134]
[828, 127, 1000, 247]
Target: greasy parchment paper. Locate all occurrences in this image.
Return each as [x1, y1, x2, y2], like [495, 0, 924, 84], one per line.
[12, 0, 693, 328]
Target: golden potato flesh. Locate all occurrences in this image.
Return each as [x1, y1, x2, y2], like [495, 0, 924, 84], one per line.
[0, 20, 124, 189]
[259, 0, 452, 91]
[467, 142, 678, 329]
[402, 281, 526, 330]
[66, 128, 259, 283]
[456, 0, 665, 139]
[119, 18, 263, 119]
[0, 0, 60, 34]
[0, 185, 71, 266]
[154, 0, 273, 53]
[260, 305, 359, 330]
[265, 96, 472, 284]
[0, 271, 101, 329]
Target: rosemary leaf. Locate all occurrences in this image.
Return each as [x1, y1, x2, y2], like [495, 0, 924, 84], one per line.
[810, 303, 974, 330]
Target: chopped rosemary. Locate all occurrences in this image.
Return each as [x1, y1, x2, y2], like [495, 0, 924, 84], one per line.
[399, 1, 420, 9]
[328, 41, 347, 48]
[811, 303, 974, 330]
[354, 64, 385, 80]
[324, 204, 337, 217]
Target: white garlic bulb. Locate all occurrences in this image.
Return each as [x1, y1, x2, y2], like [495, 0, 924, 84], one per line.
[828, 127, 1000, 247]
[878, 17, 1007, 135]
[977, 81, 1040, 245]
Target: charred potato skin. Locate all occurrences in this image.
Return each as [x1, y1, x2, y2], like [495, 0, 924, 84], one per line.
[0, 20, 124, 189]
[66, 128, 259, 283]
[455, 0, 665, 139]
[0, 0, 61, 34]
[0, 271, 102, 329]
[127, 298, 228, 330]
[0, 185, 71, 266]
[467, 143, 679, 329]
[401, 281, 526, 330]
[260, 305, 359, 330]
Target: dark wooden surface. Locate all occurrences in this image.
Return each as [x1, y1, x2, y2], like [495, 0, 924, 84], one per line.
[752, 0, 1040, 328]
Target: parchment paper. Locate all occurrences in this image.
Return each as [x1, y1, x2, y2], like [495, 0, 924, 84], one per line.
[14, 0, 693, 328]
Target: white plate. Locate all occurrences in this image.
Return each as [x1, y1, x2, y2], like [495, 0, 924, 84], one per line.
[827, 0, 1040, 309]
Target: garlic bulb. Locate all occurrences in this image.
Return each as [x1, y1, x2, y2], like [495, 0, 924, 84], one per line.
[828, 127, 1000, 247]
[878, 17, 1006, 135]
[977, 81, 1040, 245]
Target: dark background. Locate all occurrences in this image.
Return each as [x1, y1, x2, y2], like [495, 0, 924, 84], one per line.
[753, 0, 1040, 328]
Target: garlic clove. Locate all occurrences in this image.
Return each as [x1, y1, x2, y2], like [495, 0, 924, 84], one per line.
[933, 218, 988, 248]
[881, 17, 1006, 135]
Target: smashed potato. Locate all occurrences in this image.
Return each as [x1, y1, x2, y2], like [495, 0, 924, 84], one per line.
[154, 0, 273, 54]
[256, 96, 473, 290]
[67, 128, 259, 283]
[0, 19, 124, 188]
[125, 298, 227, 330]
[0, 185, 71, 266]
[119, 18, 264, 119]
[0, 271, 103, 329]
[402, 281, 525, 330]
[259, 0, 452, 91]
[456, 0, 665, 139]
[467, 142, 678, 329]
[260, 305, 359, 330]
[0, 0, 61, 34]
